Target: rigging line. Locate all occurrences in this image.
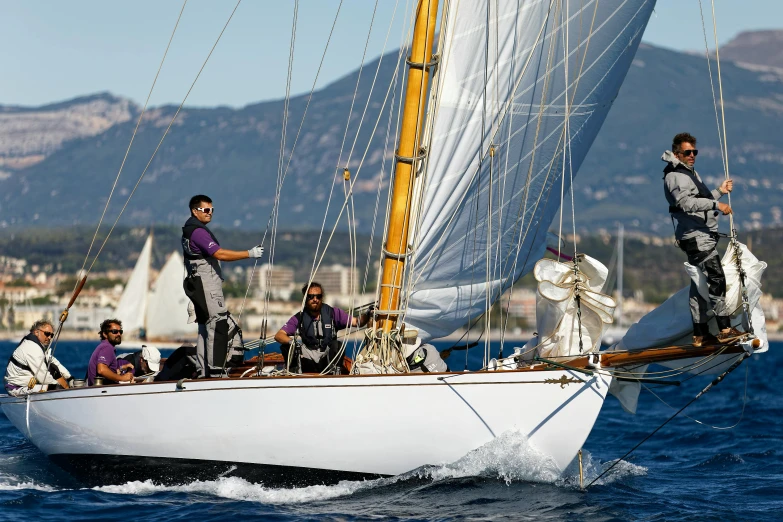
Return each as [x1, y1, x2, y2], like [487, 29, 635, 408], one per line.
[708, 0, 734, 232]
[585, 351, 750, 489]
[239, 1, 344, 326]
[304, 35, 414, 315]
[642, 360, 749, 430]
[73, 0, 187, 286]
[262, 0, 299, 330]
[403, 0, 556, 293]
[306, 0, 381, 306]
[697, 0, 727, 177]
[415, 0, 629, 292]
[84, 0, 242, 275]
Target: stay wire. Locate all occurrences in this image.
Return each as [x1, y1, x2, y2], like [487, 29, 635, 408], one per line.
[84, 0, 242, 276]
[73, 0, 187, 289]
[585, 352, 749, 489]
[42, 1, 188, 374]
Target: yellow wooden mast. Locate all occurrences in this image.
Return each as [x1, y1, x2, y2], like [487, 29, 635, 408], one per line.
[376, 0, 440, 333]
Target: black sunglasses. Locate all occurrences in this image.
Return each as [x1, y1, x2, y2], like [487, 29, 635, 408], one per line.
[196, 207, 214, 214]
[107, 329, 124, 335]
[306, 293, 323, 300]
[679, 149, 698, 157]
[38, 331, 54, 338]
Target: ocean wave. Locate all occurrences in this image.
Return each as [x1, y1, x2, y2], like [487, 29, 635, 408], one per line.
[93, 430, 603, 503]
[0, 472, 58, 492]
[94, 476, 383, 504]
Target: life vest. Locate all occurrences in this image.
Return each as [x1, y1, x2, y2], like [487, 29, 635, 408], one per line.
[663, 163, 715, 215]
[297, 304, 336, 349]
[182, 216, 220, 260]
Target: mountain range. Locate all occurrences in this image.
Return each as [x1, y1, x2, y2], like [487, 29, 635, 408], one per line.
[2, 30, 783, 235]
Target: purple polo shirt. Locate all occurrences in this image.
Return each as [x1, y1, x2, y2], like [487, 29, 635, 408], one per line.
[87, 340, 123, 386]
[281, 307, 351, 336]
[189, 228, 221, 257]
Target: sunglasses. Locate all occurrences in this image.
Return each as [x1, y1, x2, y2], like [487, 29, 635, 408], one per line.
[106, 329, 124, 335]
[679, 149, 698, 157]
[196, 207, 214, 214]
[306, 293, 323, 300]
[38, 331, 54, 338]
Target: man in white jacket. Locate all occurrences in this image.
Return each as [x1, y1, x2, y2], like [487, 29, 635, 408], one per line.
[4, 319, 72, 396]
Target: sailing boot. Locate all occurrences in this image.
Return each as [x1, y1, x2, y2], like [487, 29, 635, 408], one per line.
[715, 316, 744, 343]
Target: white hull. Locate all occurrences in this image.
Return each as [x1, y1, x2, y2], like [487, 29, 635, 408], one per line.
[1, 369, 611, 485]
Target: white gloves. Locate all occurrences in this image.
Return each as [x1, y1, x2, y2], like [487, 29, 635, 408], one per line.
[248, 245, 265, 259]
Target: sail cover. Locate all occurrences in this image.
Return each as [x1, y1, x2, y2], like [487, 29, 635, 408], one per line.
[404, 0, 656, 340]
[114, 234, 152, 336]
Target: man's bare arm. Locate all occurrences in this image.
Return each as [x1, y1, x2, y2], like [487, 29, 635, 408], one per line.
[212, 248, 250, 262]
[97, 363, 133, 383]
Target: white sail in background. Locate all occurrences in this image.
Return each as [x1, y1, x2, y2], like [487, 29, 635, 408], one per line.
[146, 251, 197, 339]
[405, 0, 656, 340]
[114, 234, 152, 336]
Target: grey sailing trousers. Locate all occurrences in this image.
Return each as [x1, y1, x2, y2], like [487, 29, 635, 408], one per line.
[193, 267, 240, 377]
[677, 232, 728, 327]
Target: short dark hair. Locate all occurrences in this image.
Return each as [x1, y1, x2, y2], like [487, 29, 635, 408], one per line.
[672, 133, 697, 153]
[302, 281, 323, 295]
[189, 195, 212, 212]
[30, 319, 53, 334]
[99, 318, 122, 340]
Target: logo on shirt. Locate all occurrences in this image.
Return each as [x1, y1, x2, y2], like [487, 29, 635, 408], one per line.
[208, 242, 216, 248]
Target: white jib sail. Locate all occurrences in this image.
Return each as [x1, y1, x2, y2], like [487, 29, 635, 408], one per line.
[114, 234, 152, 336]
[404, 0, 657, 340]
[146, 251, 198, 339]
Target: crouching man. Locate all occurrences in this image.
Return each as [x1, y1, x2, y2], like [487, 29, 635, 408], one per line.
[4, 319, 72, 396]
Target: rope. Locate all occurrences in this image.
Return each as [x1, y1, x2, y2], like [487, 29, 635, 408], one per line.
[642, 360, 748, 430]
[40, 1, 189, 379]
[72, 0, 187, 287]
[83, 1, 242, 277]
[238, 0, 344, 327]
[585, 351, 749, 489]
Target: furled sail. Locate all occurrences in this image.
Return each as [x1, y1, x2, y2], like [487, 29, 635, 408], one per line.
[404, 0, 656, 340]
[114, 234, 152, 336]
[146, 251, 198, 339]
[609, 242, 767, 413]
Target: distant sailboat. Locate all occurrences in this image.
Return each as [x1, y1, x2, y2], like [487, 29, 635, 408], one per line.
[114, 233, 197, 341]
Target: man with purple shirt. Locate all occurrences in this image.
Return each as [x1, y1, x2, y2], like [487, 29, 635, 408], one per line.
[275, 282, 371, 374]
[182, 194, 264, 377]
[87, 319, 134, 386]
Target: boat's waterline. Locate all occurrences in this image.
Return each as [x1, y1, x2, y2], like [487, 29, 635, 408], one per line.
[1, 369, 611, 486]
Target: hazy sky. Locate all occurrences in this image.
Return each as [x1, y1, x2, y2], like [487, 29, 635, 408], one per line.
[1, 0, 781, 108]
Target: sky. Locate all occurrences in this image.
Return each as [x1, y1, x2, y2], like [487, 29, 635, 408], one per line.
[1, 0, 782, 108]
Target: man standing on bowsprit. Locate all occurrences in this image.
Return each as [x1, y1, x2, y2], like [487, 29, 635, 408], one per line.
[182, 195, 264, 377]
[662, 132, 742, 347]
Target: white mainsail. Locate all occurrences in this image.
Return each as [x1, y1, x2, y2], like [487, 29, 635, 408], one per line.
[146, 251, 198, 339]
[405, 0, 657, 340]
[114, 234, 152, 335]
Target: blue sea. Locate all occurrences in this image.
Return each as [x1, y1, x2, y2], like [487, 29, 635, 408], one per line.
[0, 339, 780, 521]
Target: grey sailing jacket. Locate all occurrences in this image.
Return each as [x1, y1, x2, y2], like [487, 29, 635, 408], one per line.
[662, 150, 725, 240]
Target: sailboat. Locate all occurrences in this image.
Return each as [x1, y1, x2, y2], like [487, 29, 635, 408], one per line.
[114, 233, 197, 343]
[0, 0, 767, 488]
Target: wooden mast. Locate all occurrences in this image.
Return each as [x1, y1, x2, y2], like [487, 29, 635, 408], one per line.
[377, 0, 440, 333]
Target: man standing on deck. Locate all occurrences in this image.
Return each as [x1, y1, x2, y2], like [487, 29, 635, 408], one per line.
[182, 194, 264, 377]
[4, 319, 72, 395]
[662, 132, 741, 347]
